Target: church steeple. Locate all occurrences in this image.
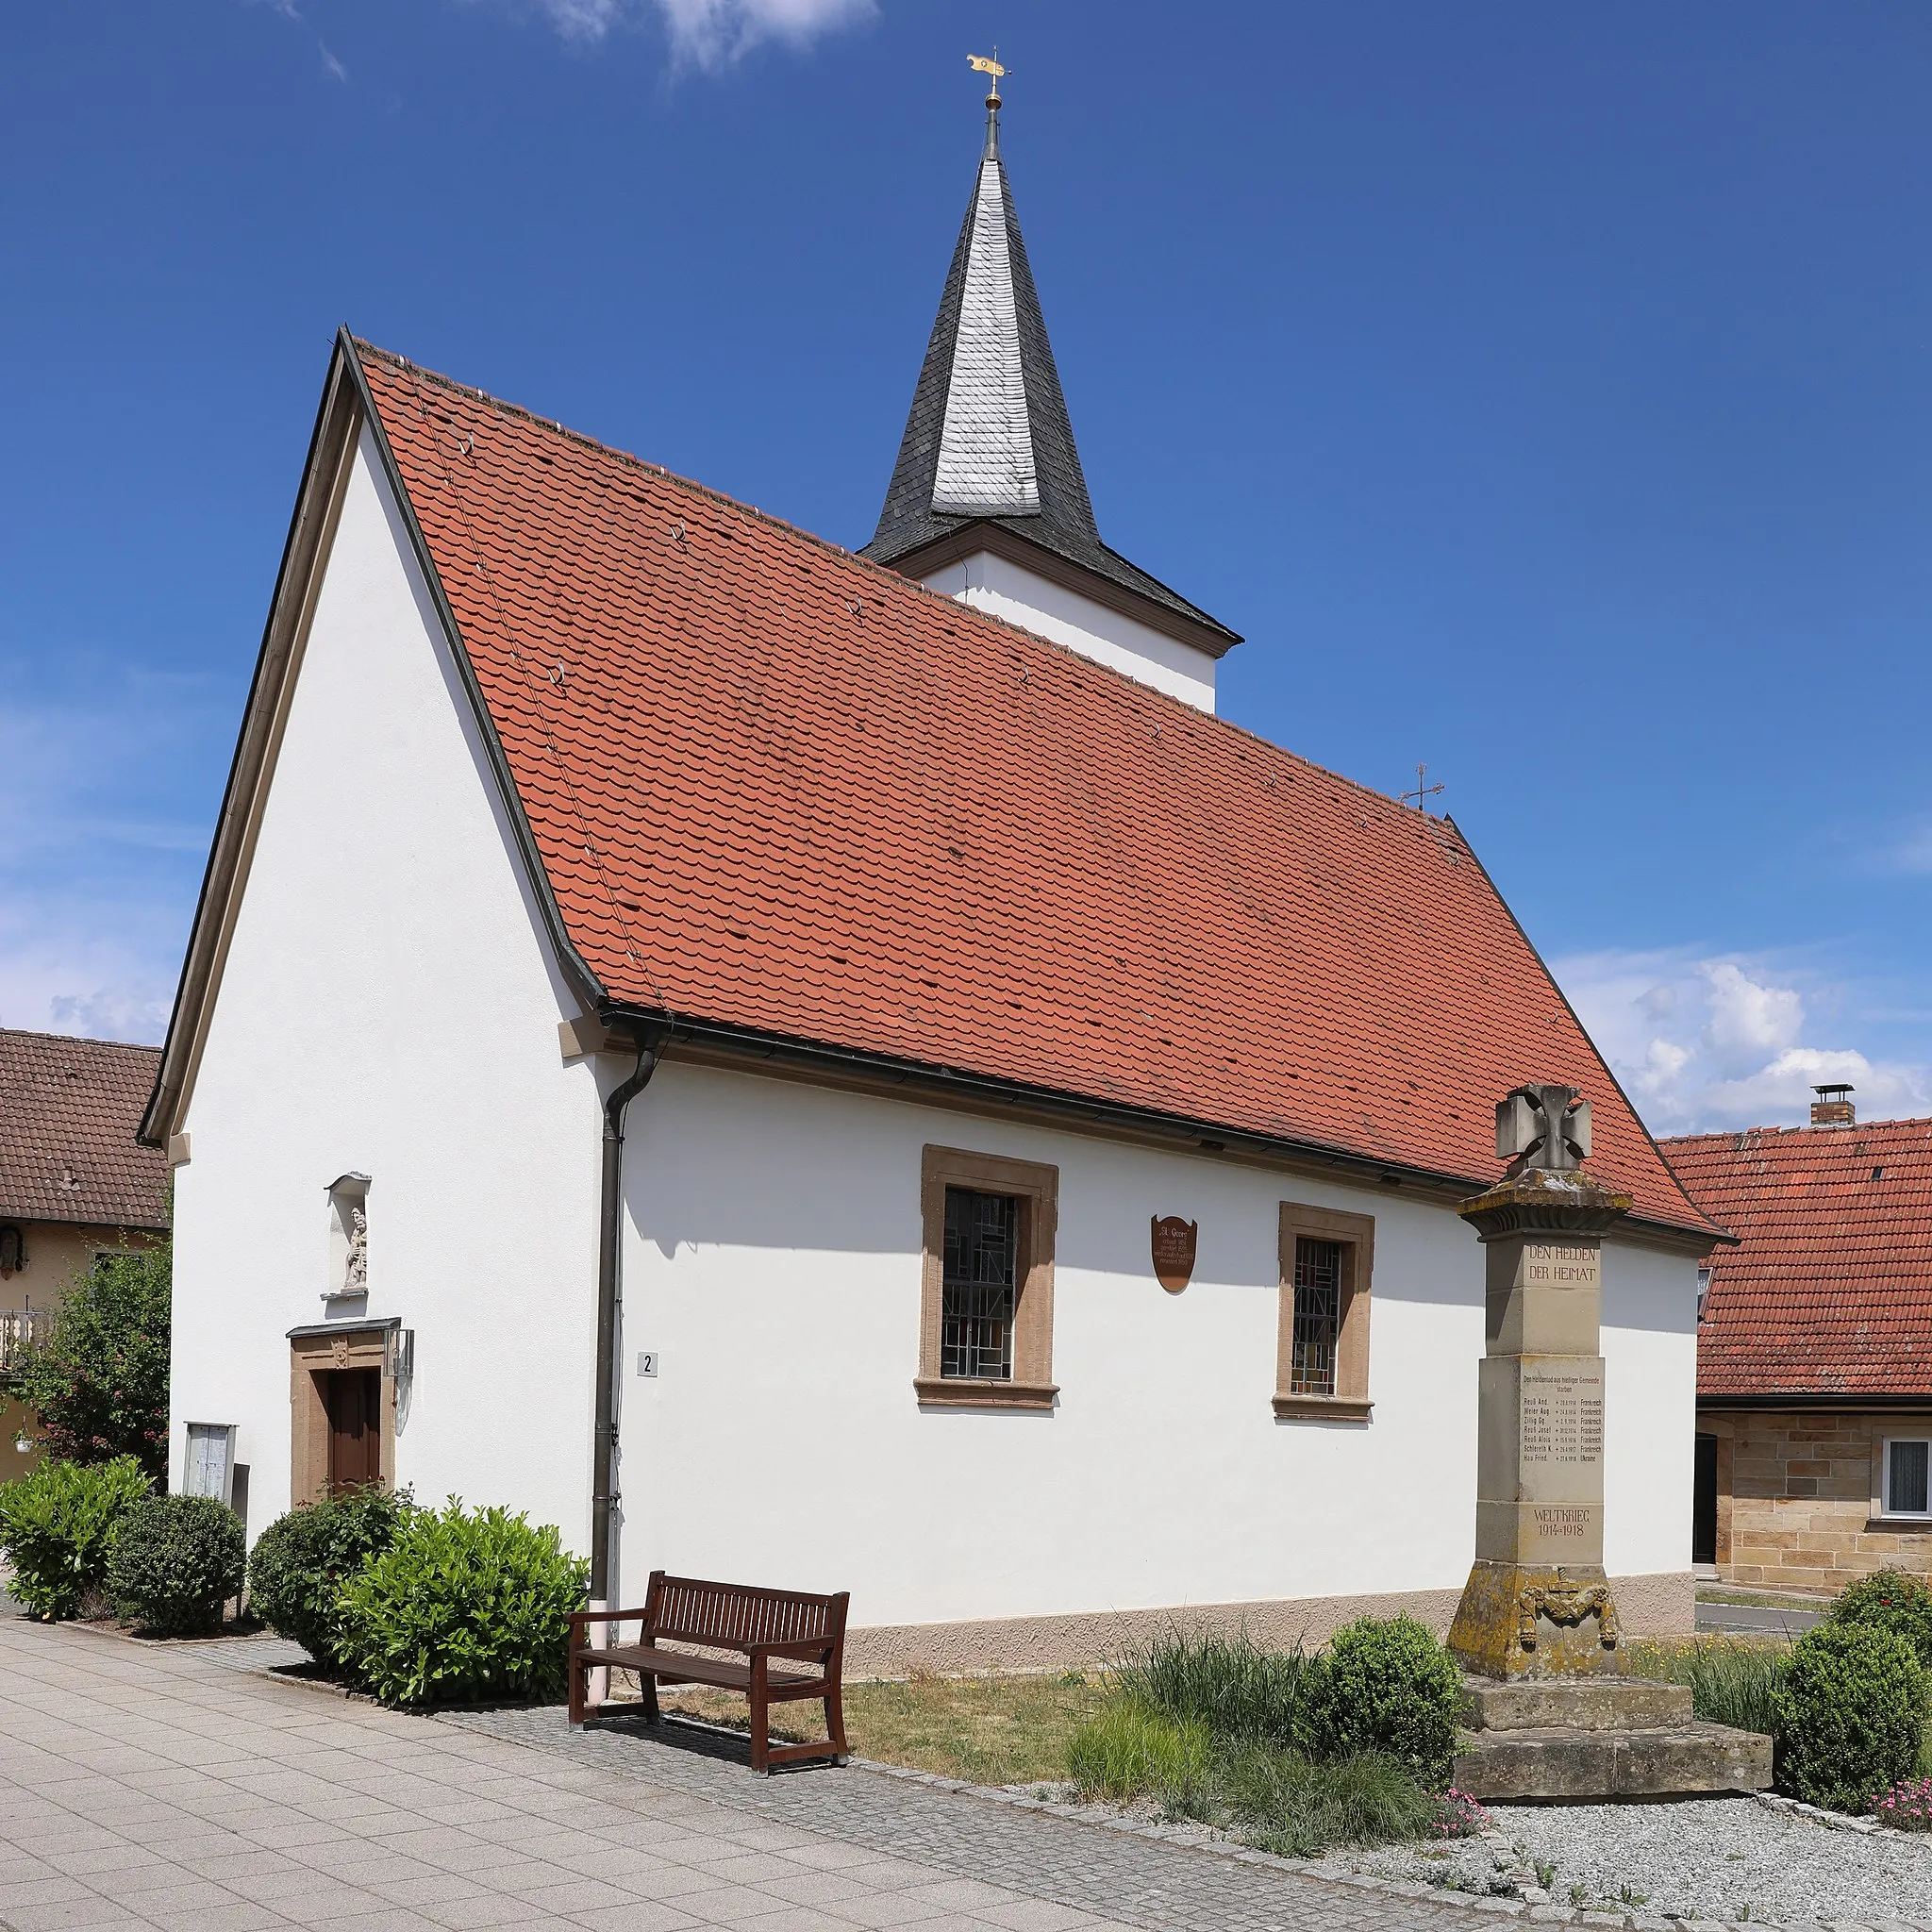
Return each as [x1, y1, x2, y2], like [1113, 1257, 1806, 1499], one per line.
[862, 75, 1241, 708]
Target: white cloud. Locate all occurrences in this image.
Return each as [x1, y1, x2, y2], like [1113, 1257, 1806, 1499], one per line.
[520, 0, 874, 64]
[0, 667, 214, 1045]
[1553, 947, 1932, 1135]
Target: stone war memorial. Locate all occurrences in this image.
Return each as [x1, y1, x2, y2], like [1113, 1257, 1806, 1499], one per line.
[1448, 1083, 1774, 1801]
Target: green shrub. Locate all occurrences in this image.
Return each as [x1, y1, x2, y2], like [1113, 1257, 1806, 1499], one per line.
[1115, 1627, 1309, 1745]
[247, 1485, 413, 1674]
[1209, 1742, 1442, 1857]
[6, 1241, 170, 1476]
[0, 1456, 151, 1620]
[107, 1494, 244, 1636]
[1303, 1615, 1463, 1784]
[1832, 1568, 1932, 1674]
[1066, 1701, 1209, 1804]
[335, 1498, 589, 1707]
[1773, 1623, 1924, 1812]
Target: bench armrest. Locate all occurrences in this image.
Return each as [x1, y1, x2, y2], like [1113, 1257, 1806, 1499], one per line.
[568, 1608, 655, 1635]
[745, 1637, 838, 1664]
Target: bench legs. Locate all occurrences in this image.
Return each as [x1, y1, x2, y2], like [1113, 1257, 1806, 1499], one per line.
[749, 1657, 771, 1774]
[824, 1687, 848, 1765]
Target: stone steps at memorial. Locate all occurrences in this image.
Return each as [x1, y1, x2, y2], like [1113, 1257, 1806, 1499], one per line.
[1454, 1719, 1774, 1801]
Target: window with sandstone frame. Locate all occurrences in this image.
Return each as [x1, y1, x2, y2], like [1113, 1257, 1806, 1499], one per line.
[917, 1145, 1058, 1410]
[1882, 1437, 1932, 1520]
[1275, 1201, 1374, 1421]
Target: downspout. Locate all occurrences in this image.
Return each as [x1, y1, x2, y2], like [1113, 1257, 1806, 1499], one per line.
[591, 1023, 664, 1604]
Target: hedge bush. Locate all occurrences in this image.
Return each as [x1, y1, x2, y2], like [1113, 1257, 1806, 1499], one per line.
[335, 1499, 588, 1707]
[107, 1494, 245, 1635]
[0, 1455, 151, 1620]
[247, 1485, 413, 1674]
[1302, 1615, 1463, 1784]
[1773, 1623, 1924, 1812]
[1831, 1568, 1932, 1674]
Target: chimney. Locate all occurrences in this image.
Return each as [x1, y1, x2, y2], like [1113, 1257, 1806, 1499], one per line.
[1811, 1083, 1856, 1127]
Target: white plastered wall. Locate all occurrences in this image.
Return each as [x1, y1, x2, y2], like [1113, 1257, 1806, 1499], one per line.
[611, 1060, 1699, 1625]
[168, 424, 603, 1546]
[920, 550, 1219, 712]
[1601, 1238, 1700, 1579]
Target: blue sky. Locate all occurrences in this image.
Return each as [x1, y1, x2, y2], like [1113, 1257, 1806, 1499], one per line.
[7, 1, 1932, 1134]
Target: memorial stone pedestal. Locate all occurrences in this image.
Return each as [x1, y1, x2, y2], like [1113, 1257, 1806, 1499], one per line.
[1445, 1086, 1772, 1801]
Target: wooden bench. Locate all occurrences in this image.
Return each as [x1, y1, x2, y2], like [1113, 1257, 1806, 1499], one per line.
[568, 1571, 850, 1774]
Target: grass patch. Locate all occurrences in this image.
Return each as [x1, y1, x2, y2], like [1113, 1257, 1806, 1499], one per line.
[1623, 1636, 1788, 1735]
[655, 1671, 1107, 1785]
[1066, 1701, 1209, 1803]
[1067, 1624, 1473, 1856]
[1195, 1742, 1443, 1858]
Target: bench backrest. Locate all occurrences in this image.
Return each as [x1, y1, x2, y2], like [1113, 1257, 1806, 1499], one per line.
[643, 1572, 848, 1648]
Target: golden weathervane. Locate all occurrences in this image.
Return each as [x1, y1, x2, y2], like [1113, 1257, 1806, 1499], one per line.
[968, 51, 1008, 101]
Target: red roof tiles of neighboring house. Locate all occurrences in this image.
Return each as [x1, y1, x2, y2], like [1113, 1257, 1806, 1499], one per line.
[1661, 1117, 1932, 1398]
[0, 1029, 169, 1231]
[349, 341, 1712, 1238]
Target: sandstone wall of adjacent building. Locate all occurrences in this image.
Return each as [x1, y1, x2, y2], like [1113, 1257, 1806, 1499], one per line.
[1705, 1408, 1932, 1592]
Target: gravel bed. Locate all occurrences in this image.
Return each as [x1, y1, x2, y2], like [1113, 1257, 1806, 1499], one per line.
[1309, 1795, 1932, 1927]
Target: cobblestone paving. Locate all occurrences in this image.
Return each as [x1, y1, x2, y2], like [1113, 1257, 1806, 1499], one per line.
[0, 1615, 1479, 1932]
[441, 1704, 1474, 1932]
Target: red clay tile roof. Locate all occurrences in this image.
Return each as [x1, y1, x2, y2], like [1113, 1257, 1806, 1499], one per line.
[353, 341, 1712, 1237]
[1661, 1119, 1932, 1398]
[0, 1029, 170, 1231]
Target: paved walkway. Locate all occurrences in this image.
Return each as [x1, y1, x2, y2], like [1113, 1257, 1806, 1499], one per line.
[0, 1615, 1480, 1932]
[1692, 1602, 1825, 1639]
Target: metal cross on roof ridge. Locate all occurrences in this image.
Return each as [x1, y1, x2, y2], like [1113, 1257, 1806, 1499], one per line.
[1402, 762, 1446, 813]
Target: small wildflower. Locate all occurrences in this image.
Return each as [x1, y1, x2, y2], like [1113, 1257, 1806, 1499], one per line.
[1874, 1775, 1932, 1831]
[1432, 1787, 1491, 1838]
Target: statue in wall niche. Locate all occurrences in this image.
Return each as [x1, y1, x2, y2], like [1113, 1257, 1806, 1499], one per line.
[342, 1207, 368, 1295]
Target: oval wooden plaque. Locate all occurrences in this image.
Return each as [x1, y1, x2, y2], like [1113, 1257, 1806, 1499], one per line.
[1151, 1215, 1198, 1293]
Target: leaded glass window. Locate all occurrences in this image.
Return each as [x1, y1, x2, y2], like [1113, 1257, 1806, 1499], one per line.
[1290, 1236, 1343, 1396]
[941, 1186, 1017, 1379]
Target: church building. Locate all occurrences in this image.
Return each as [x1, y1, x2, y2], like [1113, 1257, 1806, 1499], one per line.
[146, 92, 1718, 1671]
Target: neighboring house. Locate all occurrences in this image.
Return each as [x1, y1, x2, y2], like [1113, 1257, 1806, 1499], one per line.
[144, 100, 1720, 1673]
[1662, 1086, 1932, 1593]
[0, 1028, 171, 1468]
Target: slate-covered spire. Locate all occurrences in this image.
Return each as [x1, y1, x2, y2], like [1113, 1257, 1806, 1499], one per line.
[863, 91, 1239, 651]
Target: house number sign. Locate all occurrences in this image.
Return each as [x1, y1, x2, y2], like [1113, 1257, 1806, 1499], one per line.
[1151, 1216, 1198, 1293]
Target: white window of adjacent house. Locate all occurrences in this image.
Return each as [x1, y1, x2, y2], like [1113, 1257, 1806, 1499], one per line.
[1883, 1438, 1931, 1519]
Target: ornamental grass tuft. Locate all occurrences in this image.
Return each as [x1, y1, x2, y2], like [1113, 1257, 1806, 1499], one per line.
[1201, 1741, 1444, 1857]
[1067, 1617, 1467, 1855]
[1113, 1626, 1309, 1746]
[1066, 1701, 1210, 1806]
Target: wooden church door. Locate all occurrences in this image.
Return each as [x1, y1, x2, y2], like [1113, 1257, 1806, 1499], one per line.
[325, 1368, 382, 1492]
